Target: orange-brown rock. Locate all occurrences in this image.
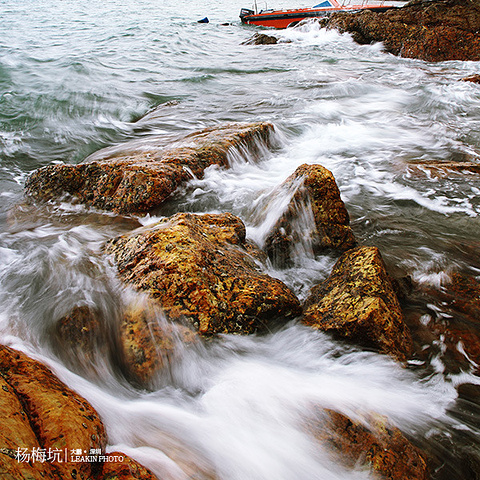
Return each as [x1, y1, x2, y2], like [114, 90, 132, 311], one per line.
[413, 272, 480, 374]
[324, 0, 480, 62]
[313, 409, 429, 480]
[0, 345, 106, 480]
[119, 298, 197, 387]
[462, 74, 480, 84]
[100, 452, 158, 480]
[52, 304, 106, 373]
[105, 212, 301, 335]
[264, 164, 356, 268]
[24, 122, 275, 215]
[407, 161, 480, 177]
[0, 375, 56, 480]
[303, 246, 412, 361]
[442, 272, 480, 321]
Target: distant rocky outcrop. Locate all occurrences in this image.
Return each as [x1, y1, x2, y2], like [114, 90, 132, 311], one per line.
[105, 212, 302, 335]
[323, 0, 480, 62]
[264, 164, 356, 268]
[24, 123, 274, 215]
[303, 246, 413, 361]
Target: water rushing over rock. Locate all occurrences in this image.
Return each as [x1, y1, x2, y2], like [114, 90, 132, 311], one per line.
[1, 0, 480, 478]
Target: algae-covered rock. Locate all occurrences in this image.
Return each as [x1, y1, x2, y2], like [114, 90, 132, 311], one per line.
[25, 122, 275, 215]
[264, 164, 356, 267]
[303, 246, 412, 361]
[325, 0, 480, 62]
[106, 212, 301, 335]
[0, 345, 106, 480]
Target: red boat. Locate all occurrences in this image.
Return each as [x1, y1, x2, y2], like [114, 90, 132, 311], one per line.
[240, 0, 397, 28]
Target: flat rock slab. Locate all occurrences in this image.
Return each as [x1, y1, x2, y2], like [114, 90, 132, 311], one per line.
[324, 0, 480, 62]
[25, 122, 274, 215]
[105, 212, 302, 335]
[303, 246, 413, 361]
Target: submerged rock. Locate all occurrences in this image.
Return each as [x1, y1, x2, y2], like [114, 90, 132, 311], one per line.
[462, 74, 480, 84]
[242, 33, 279, 45]
[312, 409, 429, 480]
[413, 272, 480, 375]
[53, 304, 106, 370]
[407, 161, 480, 177]
[119, 298, 197, 387]
[303, 246, 413, 361]
[24, 122, 274, 215]
[324, 0, 480, 62]
[105, 212, 301, 335]
[264, 164, 356, 268]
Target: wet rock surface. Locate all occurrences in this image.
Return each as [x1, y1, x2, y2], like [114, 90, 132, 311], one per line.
[24, 122, 274, 215]
[408, 272, 480, 375]
[242, 33, 279, 45]
[303, 246, 413, 361]
[462, 74, 480, 84]
[0, 345, 159, 480]
[264, 164, 356, 268]
[106, 212, 302, 335]
[324, 0, 480, 62]
[0, 345, 107, 479]
[407, 161, 480, 177]
[118, 298, 197, 387]
[100, 452, 158, 480]
[313, 409, 429, 480]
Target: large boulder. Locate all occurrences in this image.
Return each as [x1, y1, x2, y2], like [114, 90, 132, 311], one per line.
[0, 345, 107, 479]
[324, 0, 480, 62]
[105, 212, 302, 335]
[303, 246, 413, 361]
[0, 345, 160, 480]
[0, 374, 56, 480]
[264, 164, 356, 268]
[24, 122, 274, 215]
[312, 409, 429, 480]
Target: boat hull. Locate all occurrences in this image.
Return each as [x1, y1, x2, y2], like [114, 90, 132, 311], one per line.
[240, 5, 394, 29]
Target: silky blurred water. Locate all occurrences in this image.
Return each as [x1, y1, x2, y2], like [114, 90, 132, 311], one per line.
[1, 0, 480, 478]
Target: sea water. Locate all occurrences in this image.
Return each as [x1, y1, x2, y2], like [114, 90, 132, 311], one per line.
[1, 0, 480, 478]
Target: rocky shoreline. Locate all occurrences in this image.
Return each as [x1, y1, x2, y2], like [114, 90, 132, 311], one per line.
[5, 2, 480, 475]
[249, 0, 480, 64]
[9, 116, 479, 479]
